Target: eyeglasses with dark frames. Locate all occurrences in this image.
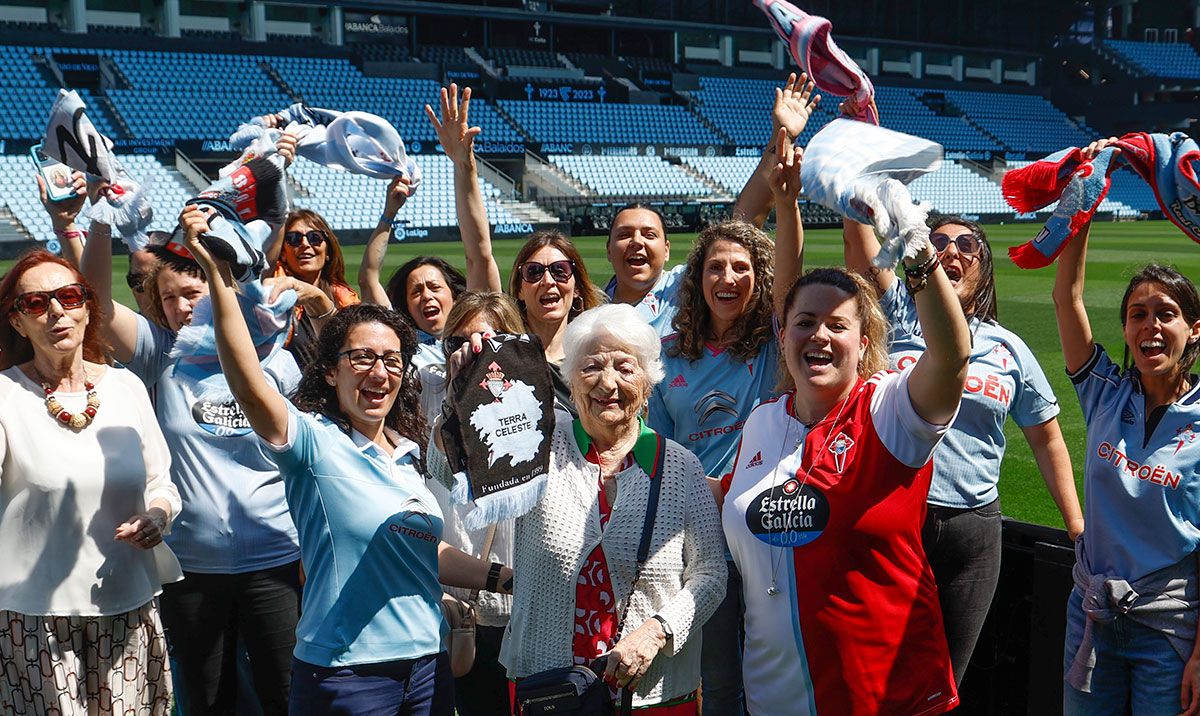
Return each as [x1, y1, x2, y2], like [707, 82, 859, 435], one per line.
[12, 283, 89, 316]
[338, 348, 407, 376]
[284, 230, 327, 248]
[519, 260, 575, 284]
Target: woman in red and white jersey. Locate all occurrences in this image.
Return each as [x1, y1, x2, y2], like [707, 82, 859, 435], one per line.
[721, 255, 970, 715]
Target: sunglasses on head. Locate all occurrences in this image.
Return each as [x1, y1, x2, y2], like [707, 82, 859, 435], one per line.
[126, 272, 146, 294]
[284, 230, 327, 248]
[12, 283, 89, 316]
[519, 260, 574, 284]
[930, 232, 981, 256]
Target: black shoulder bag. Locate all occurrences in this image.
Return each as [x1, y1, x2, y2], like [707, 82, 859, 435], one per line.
[515, 440, 665, 716]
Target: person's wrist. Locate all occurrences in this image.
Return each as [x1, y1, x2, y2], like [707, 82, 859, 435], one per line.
[485, 561, 504, 592]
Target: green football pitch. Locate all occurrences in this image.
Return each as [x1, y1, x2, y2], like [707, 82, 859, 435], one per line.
[35, 220, 1200, 529]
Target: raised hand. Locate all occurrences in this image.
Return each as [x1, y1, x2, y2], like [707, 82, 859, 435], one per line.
[275, 131, 299, 168]
[768, 127, 804, 203]
[38, 170, 88, 233]
[383, 175, 414, 217]
[773, 72, 821, 140]
[1081, 136, 1120, 160]
[425, 83, 482, 166]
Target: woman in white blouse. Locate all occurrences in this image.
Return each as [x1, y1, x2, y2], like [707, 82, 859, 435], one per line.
[0, 250, 181, 715]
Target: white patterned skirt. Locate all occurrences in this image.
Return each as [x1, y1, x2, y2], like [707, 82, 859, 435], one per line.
[0, 601, 172, 715]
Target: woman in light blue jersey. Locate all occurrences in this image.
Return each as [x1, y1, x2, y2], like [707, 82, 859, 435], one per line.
[843, 213, 1084, 687]
[1053, 138, 1200, 716]
[178, 206, 511, 716]
[647, 129, 804, 716]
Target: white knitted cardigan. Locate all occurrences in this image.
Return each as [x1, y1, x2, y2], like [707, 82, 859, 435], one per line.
[428, 412, 727, 707]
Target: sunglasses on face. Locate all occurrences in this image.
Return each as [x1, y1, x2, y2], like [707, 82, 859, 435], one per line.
[284, 230, 327, 248]
[338, 348, 407, 376]
[519, 260, 574, 284]
[930, 232, 981, 256]
[126, 272, 146, 294]
[12, 283, 89, 316]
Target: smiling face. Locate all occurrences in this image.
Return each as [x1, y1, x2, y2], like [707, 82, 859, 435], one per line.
[1123, 281, 1200, 379]
[571, 335, 652, 435]
[405, 264, 455, 336]
[518, 245, 577, 330]
[8, 262, 91, 360]
[932, 223, 983, 312]
[156, 268, 208, 332]
[701, 239, 756, 340]
[326, 321, 406, 436]
[782, 283, 869, 401]
[282, 218, 328, 284]
[608, 208, 669, 300]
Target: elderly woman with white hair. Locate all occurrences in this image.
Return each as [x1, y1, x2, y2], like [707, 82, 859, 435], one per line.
[431, 303, 726, 713]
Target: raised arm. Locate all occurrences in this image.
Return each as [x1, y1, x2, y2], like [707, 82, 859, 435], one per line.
[733, 73, 820, 229]
[425, 84, 502, 292]
[179, 206, 290, 445]
[766, 127, 804, 315]
[842, 218, 894, 293]
[906, 243, 971, 425]
[358, 176, 413, 307]
[1051, 217, 1095, 373]
[259, 132, 298, 272]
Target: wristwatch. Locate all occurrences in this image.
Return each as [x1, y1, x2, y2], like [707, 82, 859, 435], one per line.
[651, 614, 673, 640]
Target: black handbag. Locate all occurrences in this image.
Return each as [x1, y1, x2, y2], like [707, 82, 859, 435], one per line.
[515, 440, 665, 716]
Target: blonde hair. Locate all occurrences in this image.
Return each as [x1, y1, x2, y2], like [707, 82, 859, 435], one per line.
[440, 291, 525, 351]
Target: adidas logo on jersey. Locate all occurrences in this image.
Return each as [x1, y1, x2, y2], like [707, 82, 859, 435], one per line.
[746, 451, 763, 468]
[669, 374, 688, 388]
[1121, 408, 1136, 425]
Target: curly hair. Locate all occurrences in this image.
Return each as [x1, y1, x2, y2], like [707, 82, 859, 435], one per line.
[508, 231, 605, 321]
[291, 303, 427, 450]
[0, 249, 109, 368]
[669, 220, 775, 362]
[777, 267, 890, 391]
[928, 214, 997, 324]
[386, 256, 467, 331]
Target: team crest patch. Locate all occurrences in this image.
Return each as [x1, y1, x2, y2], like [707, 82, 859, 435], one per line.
[480, 361, 513, 401]
[1175, 423, 1197, 455]
[828, 432, 855, 473]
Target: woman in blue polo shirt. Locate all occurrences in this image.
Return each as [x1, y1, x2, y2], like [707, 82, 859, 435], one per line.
[1053, 145, 1200, 714]
[843, 215, 1085, 686]
[177, 207, 511, 716]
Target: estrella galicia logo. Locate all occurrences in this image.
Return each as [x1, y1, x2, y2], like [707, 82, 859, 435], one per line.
[694, 390, 738, 425]
[746, 479, 829, 547]
[191, 399, 253, 437]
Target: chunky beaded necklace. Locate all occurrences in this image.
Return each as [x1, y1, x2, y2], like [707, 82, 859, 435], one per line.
[38, 371, 100, 430]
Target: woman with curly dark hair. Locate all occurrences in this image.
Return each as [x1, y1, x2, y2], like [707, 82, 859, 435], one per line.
[647, 130, 804, 715]
[177, 206, 513, 716]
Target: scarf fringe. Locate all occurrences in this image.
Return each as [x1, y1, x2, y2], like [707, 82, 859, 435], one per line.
[459, 473, 548, 531]
[1002, 155, 1076, 212]
[869, 178, 932, 268]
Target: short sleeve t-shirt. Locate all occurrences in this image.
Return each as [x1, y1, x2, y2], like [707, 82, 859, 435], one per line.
[723, 371, 958, 716]
[1071, 344, 1200, 581]
[606, 264, 686, 337]
[128, 316, 301, 573]
[267, 408, 445, 667]
[880, 281, 1060, 508]
[648, 337, 778, 478]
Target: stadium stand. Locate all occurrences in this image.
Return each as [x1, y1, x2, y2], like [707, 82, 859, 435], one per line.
[500, 100, 722, 144]
[680, 155, 760, 195]
[549, 155, 712, 197]
[1104, 40, 1200, 79]
[491, 47, 564, 70]
[935, 89, 1094, 154]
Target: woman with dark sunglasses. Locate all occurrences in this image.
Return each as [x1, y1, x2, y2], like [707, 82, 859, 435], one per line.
[358, 84, 503, 372]
[0, 250, 180, 714]
[271, 209, 361, 370]
[843, 214, 1084, 689]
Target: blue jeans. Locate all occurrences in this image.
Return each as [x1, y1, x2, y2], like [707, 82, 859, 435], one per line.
[701, 559, 747, 716]
[1062, 587, 1187, 716]
[289, 653, 454, 716]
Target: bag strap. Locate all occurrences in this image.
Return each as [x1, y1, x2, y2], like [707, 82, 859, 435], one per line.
[467, 523, 500, 604]
[614, 434, 665, 716]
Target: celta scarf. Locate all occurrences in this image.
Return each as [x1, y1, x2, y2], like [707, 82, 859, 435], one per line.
[440, 334, 556, 530]
[755, 0, 879, 125]
[229, 103, 422, 187]
[801, 117, 944, 267]
[167, 279, 296, 402]
[1004, 132, 1200, 268]
[42, 90, 154, 251]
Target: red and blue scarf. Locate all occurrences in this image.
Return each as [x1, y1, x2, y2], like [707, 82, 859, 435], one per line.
[1004, 132, 1200, 268]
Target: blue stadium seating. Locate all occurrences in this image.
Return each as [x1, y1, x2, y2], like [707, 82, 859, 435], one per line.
[549, 155, 712, 197]
[499, 100, 722, 145]
[1106, 41, 1200, 80]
